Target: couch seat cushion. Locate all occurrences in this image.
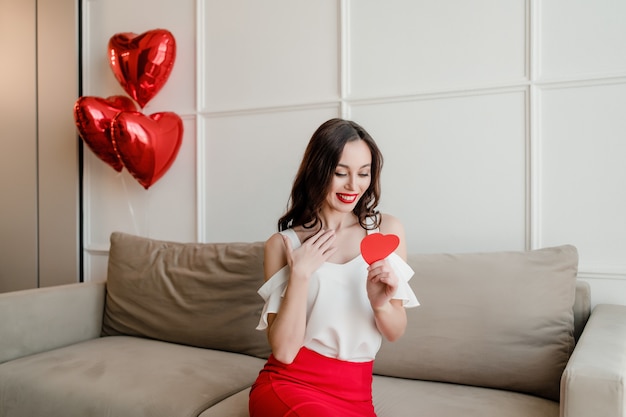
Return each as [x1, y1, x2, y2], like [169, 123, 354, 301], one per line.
[197, 387, 251, 417]
[372, 375, 559, 417]
[196, 376, 560, 417]
[0, 336, 265, 417]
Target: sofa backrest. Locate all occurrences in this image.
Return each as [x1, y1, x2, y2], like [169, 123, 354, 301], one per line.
[573, 280, 591, 341]
[373, 245, 581, 402]
[102, 233, 584, 402]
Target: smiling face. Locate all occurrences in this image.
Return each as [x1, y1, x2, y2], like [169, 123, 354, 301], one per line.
[325, 139, 372, 213]
[278, 118, 383, 232]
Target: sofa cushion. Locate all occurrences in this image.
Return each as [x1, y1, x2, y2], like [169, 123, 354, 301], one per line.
[197, 388, 252, 417]
[101, 232, 271, 359]
[196, 376, 560, 417]
[372, 375, 559, 417]
[373, 245, 579, 401]
[0, 336, 265, 417]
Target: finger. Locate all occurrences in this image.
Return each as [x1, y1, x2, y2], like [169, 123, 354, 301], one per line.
[370, 276, 381, 284]
[368, 271, 381, 283]
[310, 234, 336, 255]
[368, 263, 384, 274]
[304, 229, 324, 247]
[313, 229, 335, 246]
[319, 234, 336, 252]
[368, 260, 385, 270]
[323, 245, 338, 258]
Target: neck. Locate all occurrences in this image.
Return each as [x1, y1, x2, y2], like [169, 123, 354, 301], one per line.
[318, 210, 358, 232]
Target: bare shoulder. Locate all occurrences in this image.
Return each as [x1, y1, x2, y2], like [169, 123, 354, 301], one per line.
[378, 213, 405, 235]
[264, 233, 287, 281]
[265, 232, 285, 252]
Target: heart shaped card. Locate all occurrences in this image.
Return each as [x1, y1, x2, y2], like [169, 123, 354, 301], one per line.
[360, 233, 400, 265]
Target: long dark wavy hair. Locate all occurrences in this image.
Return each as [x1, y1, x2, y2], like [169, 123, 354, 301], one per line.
[278, 118, 383, 232]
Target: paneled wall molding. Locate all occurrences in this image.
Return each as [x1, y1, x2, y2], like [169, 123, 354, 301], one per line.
[528, 0, 539, 81]
[197, 101, 343, 119]
[534, 75, 626, 90]
[344, 82, 533, 103]
[528, 83, 543, 252]
[196, 0, 209, 112]
[345, 84, 530, 107]
[85, 247, 110, 256]
[195, 113, 206, 242]
[579, 271, 626, 282]
[340, 0, 351, 116]
[195, 87, 544, 122]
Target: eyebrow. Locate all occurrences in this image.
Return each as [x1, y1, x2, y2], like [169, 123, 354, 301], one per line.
[337, 163, 371, 169]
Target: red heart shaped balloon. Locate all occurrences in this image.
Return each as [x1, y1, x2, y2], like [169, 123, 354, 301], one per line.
[111, 111, 183, 189]
[108, 29, 176, 108]
[360, 233, 400, 265]
[73, 95, 138, 172]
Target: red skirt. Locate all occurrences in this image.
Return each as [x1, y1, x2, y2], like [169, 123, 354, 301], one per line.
[249, 347, 376, 417]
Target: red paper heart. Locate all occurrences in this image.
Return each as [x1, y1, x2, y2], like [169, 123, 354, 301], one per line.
[108, 29, 176, 108]
[111, 111, 183, 189]
[360, 233, 400, 265]
[73, 95, 137, 172]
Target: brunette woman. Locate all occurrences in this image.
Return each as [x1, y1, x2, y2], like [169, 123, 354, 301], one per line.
[249, 118, 419, 417]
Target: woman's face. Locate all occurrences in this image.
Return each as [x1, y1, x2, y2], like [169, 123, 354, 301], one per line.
[324, 139, 372, 213]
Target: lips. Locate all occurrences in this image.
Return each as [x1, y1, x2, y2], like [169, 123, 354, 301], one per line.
[337, 193, 358, 204]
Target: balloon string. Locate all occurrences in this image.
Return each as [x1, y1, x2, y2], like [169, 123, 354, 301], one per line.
[120, 173, 141, 235]
[144, 188, 151, 235]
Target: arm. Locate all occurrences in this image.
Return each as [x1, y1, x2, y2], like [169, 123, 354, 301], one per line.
[0, 281, 105, 364]
[367, 213, 408, 342]
[264, 229, 336, 364]
[560, 304, 626, 417]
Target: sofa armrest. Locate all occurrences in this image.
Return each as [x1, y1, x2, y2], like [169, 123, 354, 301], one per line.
[0, 281, 106, 364]
[560, 303, 626, 417]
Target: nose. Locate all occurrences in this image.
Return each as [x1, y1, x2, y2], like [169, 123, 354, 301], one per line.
[346, 174, 356, 190]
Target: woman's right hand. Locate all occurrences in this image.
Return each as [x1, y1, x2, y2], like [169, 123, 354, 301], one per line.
[264, 229, 336, 364]
[284, 228, 337, 280]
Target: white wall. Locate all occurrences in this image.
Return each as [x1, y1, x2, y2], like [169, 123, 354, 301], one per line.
[81, 0, 626, 308]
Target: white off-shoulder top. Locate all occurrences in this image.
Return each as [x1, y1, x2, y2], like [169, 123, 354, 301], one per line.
[256, 228, 419, 362]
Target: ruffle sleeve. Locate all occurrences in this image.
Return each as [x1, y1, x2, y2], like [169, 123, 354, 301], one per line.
[255, 266, 289, 330]
[387, 253, 420, 308]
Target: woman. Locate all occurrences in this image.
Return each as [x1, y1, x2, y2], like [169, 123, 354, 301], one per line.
[249, 118, 419, 417]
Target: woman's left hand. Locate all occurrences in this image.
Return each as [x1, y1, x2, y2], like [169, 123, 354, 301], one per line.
[366, 259, 399, 309]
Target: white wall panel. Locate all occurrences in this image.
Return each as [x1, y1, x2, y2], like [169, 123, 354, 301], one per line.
[538, 0, 626, 80]
[350, 90, 528, 254]
[201, 0, 339, 112]
[348, 0, 527, 99]
[84, 252, 109, 283]
[201, 107, 340, 243]
[580, 277, 626, 309]
[538, 82, 626, 273]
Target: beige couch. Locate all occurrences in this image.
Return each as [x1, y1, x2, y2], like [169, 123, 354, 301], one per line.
[1, 232, 625, 417]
